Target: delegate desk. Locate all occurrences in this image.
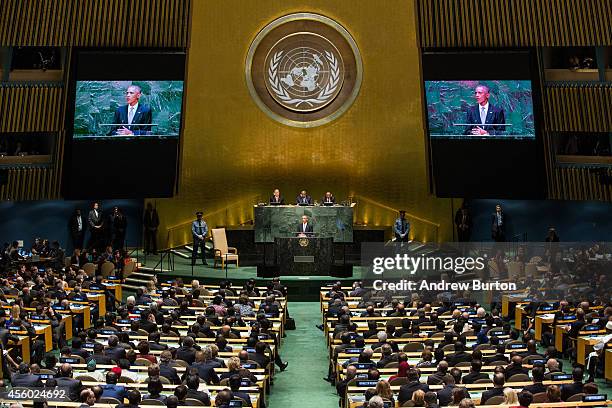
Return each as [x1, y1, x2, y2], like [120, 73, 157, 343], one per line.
[606, 349, 612, 382]
[254, 203, 355, 243]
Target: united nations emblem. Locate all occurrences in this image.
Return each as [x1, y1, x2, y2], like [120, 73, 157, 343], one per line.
[299, 238, 310, 247]
[246, 13, 362, 127]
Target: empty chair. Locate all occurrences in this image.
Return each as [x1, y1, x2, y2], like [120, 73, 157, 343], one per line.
[212, 228, 239, 268]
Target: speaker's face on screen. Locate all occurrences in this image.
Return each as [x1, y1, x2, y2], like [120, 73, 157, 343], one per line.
[302, 216, 308, 223]
[125, 86, 141, 106]
[474, 86, 490, 105]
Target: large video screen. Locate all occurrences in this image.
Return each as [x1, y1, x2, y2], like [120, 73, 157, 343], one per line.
[425, 80, 535, 139]
[422, 50, 544, 199]
[63, 51, 185, 199]
[73, 80, 183, 139]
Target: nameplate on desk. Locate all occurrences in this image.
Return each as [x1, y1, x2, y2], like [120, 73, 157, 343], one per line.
[118, 319, 131, 324]
[244, 348, 256, 353]
[239, 380, 252, 387]
[131, 309, 142, 314]
[531, 359, 546, 366]
[257, 334, 269, 340]
[345, 348, 364, 354]
[30, 315, 45, 320]
[355, 363, 374, 369]
[72, 297, 86, 302]
[242, 364, 257, 369]
[229, 400, 242, 408]
[264, 313, 275, 318]
[349, 333, 360, 340]
[52, 306, 68, 311]
[356, 380, 378, 387]
[37, 373, 53, 379]
[540, 305, 555, 311]
[562, 315, 576, 320]
[60, 357, 80, 364]
[84, 343, 96, 348]
[8, 326, 21, 331]
[89, 285, 103, 290]
[294, 255, 315, 263]
[581, 325, 601, 332]
[551, 373, 572, 380]
[583, 394, 606, 402]
[100, 329, 117, 335]
[508, 343, 526, 349]
[107, 276, 119, 280]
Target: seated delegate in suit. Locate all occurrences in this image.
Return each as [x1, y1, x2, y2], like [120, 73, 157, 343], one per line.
[108, 85, 153, 136]
[321, 191, 335, 204]
[296, 190, 313, 205]
[463, 84, 506, 136]
[297, 215, 313, 236]
[269, 188, 285, 204]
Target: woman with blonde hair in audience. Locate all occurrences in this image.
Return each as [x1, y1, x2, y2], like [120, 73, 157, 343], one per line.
[375, 380, 394, 405]
[412, 389, 426, 407]
[503, 387, 519, 405]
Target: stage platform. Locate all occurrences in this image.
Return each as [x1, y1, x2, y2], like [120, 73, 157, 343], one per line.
[136, 255, 362, 301]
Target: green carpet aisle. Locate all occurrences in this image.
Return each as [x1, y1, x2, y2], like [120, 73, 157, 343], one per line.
[267, 302, 339, 408]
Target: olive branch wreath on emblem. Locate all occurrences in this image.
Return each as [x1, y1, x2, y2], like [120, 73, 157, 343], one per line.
[268, 50, 340, 108]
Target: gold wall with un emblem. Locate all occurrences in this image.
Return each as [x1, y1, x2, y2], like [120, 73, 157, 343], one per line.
[154, 0, 455, 248]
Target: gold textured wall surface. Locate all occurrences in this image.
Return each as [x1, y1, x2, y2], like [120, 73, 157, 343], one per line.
[0, 84, 64, 132]
[0, 0, 190, 47]
[544, 84, 612, 133]
[417, 0, 612, 47]
[154, 0, 455, 248]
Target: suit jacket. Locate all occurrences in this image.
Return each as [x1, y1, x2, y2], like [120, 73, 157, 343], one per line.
[436, 385, 455, 406]
[139, 319, 158, 333]
[191, 361, 220, 384]
[321, 196, 336, 204]
[231, 390, 252, 406]
[394, 217, 411, 239]
[249, 352, 270, 369]
[297, 222, 314, 233]
[12, 373, 43, 387]
[88, 209, 103, 229]
[523, 382, 547, 395]
[505, 364, 529, 380]
[561, 382, 583, 401]
[491, 212, 505, 236]
[398, 381, 429, 405]
[104, 346, 126, 362]
[176, 346, 197, 365]
[186, 388, 211, 405]
[69, 214, 86, 235]
[462, 372, 489, 384]
[55, 377, 83, 401]
[446, 351, 471, 366]
[192, 220, 208, 241]
[160, 363, 181, 384]
[109, 103, 153, 136]
[481, 387, 504, 404]
[295, 195, 313, 205]
[269, 195, 285, 205]
[464, 104, 506, 135]
[92, 353, 114, 365]
[101, 383, 129, 400]
[143, 208, 160, 230]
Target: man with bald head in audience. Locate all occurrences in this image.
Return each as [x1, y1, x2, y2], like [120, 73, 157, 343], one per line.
[505, 355, 529, 380]
[480, 373, 505, 404]
[428, 360, 449, 385]
[55, 363, 83, 401]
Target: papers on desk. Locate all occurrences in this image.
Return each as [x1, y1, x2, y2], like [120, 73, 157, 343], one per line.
[541, 313, 556, 319]
[592, 334, 612, 350]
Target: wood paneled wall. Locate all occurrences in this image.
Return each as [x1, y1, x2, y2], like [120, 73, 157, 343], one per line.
[0, 0, 190, 47]
[0, 84, 64, 132]
[544, 84, 612, 133]
[417, 0, 612, 47]
[548, 166, 612, 201]
[0, 167, 55, 200]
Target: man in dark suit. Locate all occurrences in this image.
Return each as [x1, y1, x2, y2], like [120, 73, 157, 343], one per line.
[191, 349, 220, 385]
[462, 360, 489, 384]
[91, 343, 113, 365]
[55, 363, 83, 402]
[249, 341, 271, 369]
[481, 373, 505, 404]
[297, 215, 313, 236]
[436, 375, 456, 406]
[561, 367, 584, 401]
[87, 202, 104, 251]
[69, 208, 86, 250]
[191, 211, 208, 266]
[505, 355, 529, 380]
[229, 374, 252, 406]
[143, 202, 160, 255]
[463, 84, 506, 136]
[523, 366, 547, 395]
[159, 350, 181, 384]
[185, 374, 212, 405]
[104, 335, 126, 362]
[454, 204, 473, 242]
[491, 204, 506, 242]
[12, 363, 43, 387]
[398, 368, 429, 405]
[148, 332, 168, 351]
[321, 191, 335, 205]
[176, 336, 197, 365]
[296, 190, 313, 205]
[108, 85, 152, 136]
[269, 188, 285, 205]
[109, 206, 127, 250]
[446, 342, 471, 366]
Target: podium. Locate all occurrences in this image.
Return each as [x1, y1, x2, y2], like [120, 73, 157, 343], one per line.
[275, 236, 333, 276]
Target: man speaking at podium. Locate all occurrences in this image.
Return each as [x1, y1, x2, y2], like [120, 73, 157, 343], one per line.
[297, 215, 313, 237]
[464, 84, 506, 136]
[108, 84, 153, 136]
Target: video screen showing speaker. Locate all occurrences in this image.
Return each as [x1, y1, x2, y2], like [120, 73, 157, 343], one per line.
[422, 50, 544, 199]
[64, 51, 185, 199]
[425, 80, 535, 140]
[73, 80, 183, 139]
